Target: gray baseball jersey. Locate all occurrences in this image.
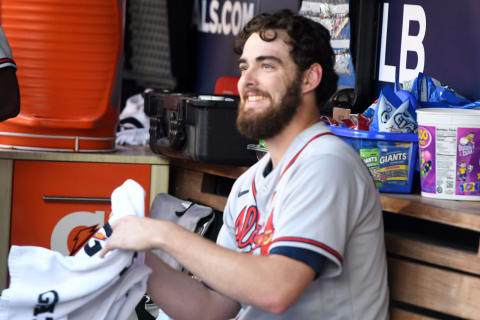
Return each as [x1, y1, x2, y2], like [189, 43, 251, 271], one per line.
[0, 26, 16, 70]
[217, 122, 389, 319]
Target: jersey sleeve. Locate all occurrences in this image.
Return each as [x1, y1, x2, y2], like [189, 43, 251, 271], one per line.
[0, 27, 17, 70]
[269, 154, 369, 278]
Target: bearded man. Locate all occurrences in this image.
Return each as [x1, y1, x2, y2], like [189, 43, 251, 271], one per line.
[101, 9, 389, 320]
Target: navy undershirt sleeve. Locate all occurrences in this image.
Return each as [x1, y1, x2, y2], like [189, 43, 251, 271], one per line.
[270, 246, 326, 279]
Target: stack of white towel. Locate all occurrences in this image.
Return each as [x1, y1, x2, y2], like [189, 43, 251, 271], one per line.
[0, 179, 152, 320]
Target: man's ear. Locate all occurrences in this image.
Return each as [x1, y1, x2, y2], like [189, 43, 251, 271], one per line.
[301, 63, 323, 95]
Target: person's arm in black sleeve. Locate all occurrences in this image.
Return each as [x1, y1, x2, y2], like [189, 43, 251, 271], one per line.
[0, 66, 20, 121]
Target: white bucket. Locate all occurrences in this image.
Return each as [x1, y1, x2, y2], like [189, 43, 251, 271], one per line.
[416, 108, 480, 200]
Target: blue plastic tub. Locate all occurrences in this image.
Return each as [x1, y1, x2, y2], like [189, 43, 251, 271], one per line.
[329, 126, 418, 193]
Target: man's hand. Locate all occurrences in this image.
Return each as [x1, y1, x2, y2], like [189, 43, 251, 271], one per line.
[99, 216, 159, 258]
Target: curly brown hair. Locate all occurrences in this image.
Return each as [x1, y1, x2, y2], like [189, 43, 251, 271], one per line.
[234, 9, 338, 110]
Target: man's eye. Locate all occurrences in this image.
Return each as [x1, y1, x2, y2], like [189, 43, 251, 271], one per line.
[262, 63, 273, 70]
[239, 65, 248, 72]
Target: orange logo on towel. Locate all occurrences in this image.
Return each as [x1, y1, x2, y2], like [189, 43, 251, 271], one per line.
[93, 232, 107, 241]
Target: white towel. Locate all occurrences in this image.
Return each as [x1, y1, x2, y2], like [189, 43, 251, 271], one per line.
[0, 179, 151, 320]
[116, 93, 150, 146]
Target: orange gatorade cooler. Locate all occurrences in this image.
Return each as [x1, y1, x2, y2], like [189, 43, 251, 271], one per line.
[0, 0, 124, 152]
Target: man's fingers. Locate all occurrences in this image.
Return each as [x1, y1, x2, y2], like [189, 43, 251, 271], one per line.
[99, 247, 107, 259]
[99, 219, 118, 258]
[99, 241, 111, 259]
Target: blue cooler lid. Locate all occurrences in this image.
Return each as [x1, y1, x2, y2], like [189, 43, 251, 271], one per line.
[328, 126, 418, 142]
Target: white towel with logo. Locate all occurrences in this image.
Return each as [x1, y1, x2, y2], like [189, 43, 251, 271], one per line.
[0, 179, 151, 320]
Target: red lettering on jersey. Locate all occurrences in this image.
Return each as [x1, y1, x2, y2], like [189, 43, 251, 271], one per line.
[234, 205, 261, 249]
[253, 212, 275, 255]
[234, 206, 275, 254]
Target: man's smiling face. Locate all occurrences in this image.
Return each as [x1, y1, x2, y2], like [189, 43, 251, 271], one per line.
[236, 30, 303, 140]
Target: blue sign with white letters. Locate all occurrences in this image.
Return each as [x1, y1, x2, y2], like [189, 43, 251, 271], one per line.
[193, 0, 301, 94]
[377, 0, 480, 101]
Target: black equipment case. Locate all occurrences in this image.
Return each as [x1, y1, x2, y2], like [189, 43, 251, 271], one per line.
[144, 91, 257, 166]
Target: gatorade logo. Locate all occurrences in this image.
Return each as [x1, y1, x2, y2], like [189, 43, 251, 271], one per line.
[196, 0, 255, 36]
[51, 210, 106, 256]
[418, 127, 432, 148]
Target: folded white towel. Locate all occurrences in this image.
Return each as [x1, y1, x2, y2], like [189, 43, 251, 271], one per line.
[0, 179, 151, 320]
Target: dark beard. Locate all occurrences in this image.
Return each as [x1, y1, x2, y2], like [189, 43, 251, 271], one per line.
[236, 75, 302, 140]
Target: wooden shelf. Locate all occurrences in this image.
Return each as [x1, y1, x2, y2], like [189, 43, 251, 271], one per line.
[0, 145, 169, 165]
[388, 257, 480, 319]
[380, 193, 480, 232]
[169, 160, 480, 232]
[382, 193, 480, 319]
[169, 158, 249, 179]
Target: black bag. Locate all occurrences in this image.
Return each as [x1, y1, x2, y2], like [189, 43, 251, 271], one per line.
[144, 91, 257, 166]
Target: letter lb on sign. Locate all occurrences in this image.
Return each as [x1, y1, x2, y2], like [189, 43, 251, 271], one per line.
[379, 3, 426, 83]
[50, 210, 106, 256]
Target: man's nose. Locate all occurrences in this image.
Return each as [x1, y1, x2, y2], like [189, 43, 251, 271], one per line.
[239, 67, 258, 89]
